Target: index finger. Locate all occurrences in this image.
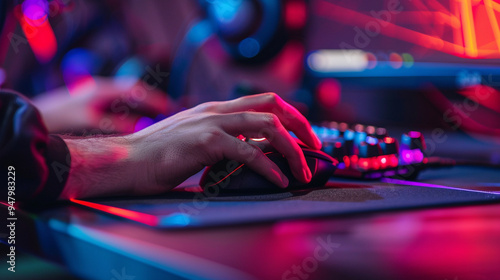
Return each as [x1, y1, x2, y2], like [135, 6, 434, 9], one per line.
[215, 93, 322, 150]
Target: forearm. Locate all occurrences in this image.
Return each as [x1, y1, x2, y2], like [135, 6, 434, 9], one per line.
[58, 135, 141, 200]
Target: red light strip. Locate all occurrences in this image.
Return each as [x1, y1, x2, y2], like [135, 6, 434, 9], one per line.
[461, 0, 478, 57]
[204, 164, 245, 188]
[425, 85, 500, 138]
[0, 201, 11, 207]
[204, 152, 274, 188]
[70, 198, 159, 227]
[484, 0, 500, 52]
[316, 0, 500, 58]
[316, 1, 465, 57]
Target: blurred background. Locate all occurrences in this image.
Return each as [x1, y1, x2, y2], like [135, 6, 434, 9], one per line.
[1, 0, 500, 137]
[2, 1, 500, 278]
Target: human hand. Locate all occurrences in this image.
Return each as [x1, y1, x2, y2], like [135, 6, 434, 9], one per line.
[33, 76, 170, 133]
[126, 92, 322, 195]
[60, 92, 321, 199]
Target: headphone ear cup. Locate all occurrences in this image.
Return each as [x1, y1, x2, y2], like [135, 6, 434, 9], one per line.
[203, 0, 306, 65]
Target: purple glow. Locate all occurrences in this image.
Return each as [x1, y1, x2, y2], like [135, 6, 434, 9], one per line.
[401, 149, 424, 164]
[0, 68, 5, 85]
[23, 0, 48, 22]
[134, 116, 155, 132]
[413, 149, 424, 163]
[381, 178, 496, 194]
[401, 150, 413, 164]
[408, 131, 421, 138]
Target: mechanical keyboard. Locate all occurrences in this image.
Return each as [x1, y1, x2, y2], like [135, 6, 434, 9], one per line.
[311, 122, 441, 180]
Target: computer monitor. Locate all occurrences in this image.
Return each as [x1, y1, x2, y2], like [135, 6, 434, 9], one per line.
[304, 0, 500, 128]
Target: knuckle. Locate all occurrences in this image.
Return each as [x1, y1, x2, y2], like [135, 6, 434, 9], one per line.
[196, 102, 218, 113]
[237, 111, 254, 123]
[263, 92, 280, 105]
[262, 113, 280, 127]
[198, 129, 224, 148]
[240, 142, 262, 163]
[203, 113, 221, 123]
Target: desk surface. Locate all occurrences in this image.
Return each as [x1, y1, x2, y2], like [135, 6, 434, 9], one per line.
[2, 132, 500, 280]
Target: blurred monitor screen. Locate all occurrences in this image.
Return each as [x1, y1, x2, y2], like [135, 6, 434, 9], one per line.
[306, 0, 500, 88]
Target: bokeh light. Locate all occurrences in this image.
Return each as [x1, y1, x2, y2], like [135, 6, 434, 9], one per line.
[389, 52, 403, 69]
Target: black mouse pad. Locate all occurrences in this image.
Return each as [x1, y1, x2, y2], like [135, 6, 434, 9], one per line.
[73, 178, 500, 228]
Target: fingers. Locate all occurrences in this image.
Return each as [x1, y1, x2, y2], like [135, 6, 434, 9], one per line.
[214, 112, 312, 183]
[213, 93, 322, 150]
[211, 133, 289, 188]
[103, 113, 142, 134]
[95, 76, 170, 117]
[126, 84, 170, 117]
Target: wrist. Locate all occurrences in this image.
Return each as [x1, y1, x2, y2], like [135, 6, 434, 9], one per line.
[59, 135, 139, 199]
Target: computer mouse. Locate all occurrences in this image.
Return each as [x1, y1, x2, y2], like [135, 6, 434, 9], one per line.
[199, 138, 338, 192]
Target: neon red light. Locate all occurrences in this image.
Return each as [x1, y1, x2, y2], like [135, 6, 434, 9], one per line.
[285, 0, 307, 29]
[316, 0, 500, 58]
[316, 78, 341, 108]
[371, 157, 380, 170]
[461, 0, 478, 57]
[0, 201, 11, 208]
[17, 7, 57, 63]
[379, 155, 388, 169]
[335, 141, 342, 148]
[343, 155, 350, 168]
[389, 154, 399, 167]
[204, 151, 273, 188]
[384, 137, 395, 144]
[350, 155, 358, 163]
[205, 163, 245, 188]
[70, 199, 159, 227]
[459, 85, 500, 114]
[358, 158, 370, 170]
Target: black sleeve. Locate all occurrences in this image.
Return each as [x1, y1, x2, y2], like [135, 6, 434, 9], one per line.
[0, 90, 70, 203]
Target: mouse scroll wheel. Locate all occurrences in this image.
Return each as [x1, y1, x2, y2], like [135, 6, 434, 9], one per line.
[237, 135, 268, 142]
[248, 137, 267, 142]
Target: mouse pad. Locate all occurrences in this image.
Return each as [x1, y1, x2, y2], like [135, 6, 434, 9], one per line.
[75, 178, 500, 228]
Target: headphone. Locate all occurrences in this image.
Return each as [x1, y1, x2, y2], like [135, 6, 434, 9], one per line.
[168, 0, 308, 99]
[200, 0, 307, 64]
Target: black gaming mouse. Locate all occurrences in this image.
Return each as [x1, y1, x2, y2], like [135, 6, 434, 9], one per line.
[199, 138, 338, 192]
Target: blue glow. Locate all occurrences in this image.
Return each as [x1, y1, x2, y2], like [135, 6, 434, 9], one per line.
[238, 38, 260, 58]
[187, 20, 213, 45]
[401, 133, 412, 147]
[328, 129, 340, 138]
[365, 136, 378, 145]
[209, 0, 243, 23]
[308, 62, 500, 78]
[344, 130, 355, 140]
[354, 132, 367, 145]
[322, 144, 333, 155]
[61, 48, 100, 75]
[115, 57, 146, 78]
[160, 213, 191, 227]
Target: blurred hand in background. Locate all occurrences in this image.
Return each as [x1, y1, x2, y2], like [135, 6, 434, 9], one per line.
[32, 76, 170, 134]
